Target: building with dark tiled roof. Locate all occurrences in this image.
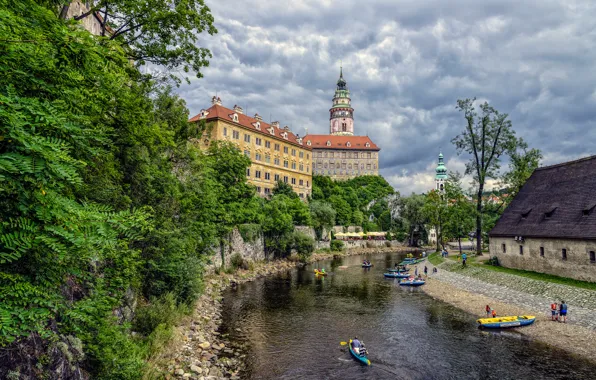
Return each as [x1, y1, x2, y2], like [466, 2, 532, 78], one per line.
[489, 154, 596, 282]
[304, 68, 380, 179]
[188, 98, 312, 198]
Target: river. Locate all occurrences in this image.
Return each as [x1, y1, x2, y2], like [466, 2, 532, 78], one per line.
[219, 252, 596, 379]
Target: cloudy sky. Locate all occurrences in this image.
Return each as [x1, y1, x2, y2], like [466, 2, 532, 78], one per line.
[176, 0, 596, 195]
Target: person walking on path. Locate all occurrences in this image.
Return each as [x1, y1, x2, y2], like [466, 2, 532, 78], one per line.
[486, 305, 491, 317]
[415, 266, 418, 276]
[461, 253, 467, 267]
[432, 267, 438, 274]
[551, 301, 558, 321]
[424, 266, 428, 277]
[559, 301, 568, 323]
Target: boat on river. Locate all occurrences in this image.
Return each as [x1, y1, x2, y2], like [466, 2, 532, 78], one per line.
[384, 272, 410, 278]
[477, 315, 536, 329]
[399, 279, 425, 286]
[314, 269, 327, 276]
[387, 267, 409, 272]
[399, 258, 424, 266]
[348, 339, 371, 366]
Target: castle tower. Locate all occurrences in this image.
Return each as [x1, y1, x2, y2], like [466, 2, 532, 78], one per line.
[435, 151, 447, 192]
[329, 66, 354, 136]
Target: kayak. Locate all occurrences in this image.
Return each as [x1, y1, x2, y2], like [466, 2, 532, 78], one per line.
[362, 263, 373, 268]
[384, 272, 410, 278]
[387, 268, 409, 272]
[399, 279, 425, 286]
[314, 269, 327, 276]
[348, 339, 371, 366]
[399, 259, 424, 266]
[477, 315, 536, 329]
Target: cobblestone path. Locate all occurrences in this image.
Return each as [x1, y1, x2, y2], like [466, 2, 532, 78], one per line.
[421, 259, 596, 330]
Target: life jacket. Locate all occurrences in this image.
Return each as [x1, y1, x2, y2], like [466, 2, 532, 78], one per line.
[551, 303, 557, 310]
[492, 311, 496, 317]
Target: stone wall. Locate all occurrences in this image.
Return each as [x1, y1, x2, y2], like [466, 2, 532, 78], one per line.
[490, 237, 596, 282]
[210, 228, 266, 269]
[294, 226, 316, 239]
[331, 225, 364, 233]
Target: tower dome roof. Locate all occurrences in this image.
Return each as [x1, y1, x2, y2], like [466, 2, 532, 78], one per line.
[336, 66, 347, 90]
[436, 151, 447, 179]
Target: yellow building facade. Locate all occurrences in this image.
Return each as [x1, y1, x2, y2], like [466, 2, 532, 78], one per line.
[189, 97, 312, 198]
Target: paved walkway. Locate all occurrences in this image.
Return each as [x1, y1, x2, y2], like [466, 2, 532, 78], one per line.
[418, 258, 596, 330]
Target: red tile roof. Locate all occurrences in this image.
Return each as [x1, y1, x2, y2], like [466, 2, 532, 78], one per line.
[302, 134, 380, 151]
[189, 104, 310, 149]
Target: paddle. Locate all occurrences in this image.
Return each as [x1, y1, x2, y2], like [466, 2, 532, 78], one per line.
[340, 341, 348, 345]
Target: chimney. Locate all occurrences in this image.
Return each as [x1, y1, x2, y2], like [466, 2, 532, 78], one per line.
[254, 113, 262, 121]
[233, 105, 244, 114]
[283, 125, 290, 131]
[211, 96, 222, 105]
[271, 121, 280, 128]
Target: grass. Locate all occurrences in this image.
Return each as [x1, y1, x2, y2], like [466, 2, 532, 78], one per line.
[473, 262, 596, 292]
[427, 252, 445, 266]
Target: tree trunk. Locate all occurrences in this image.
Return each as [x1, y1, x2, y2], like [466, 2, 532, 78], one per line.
[59, 5, 70, 20]
[476, 186, 483, 256]
[458, 236, 462, 255]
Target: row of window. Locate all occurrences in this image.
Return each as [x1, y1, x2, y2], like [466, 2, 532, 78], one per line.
[314, 169, 376, 175]
[224, 127, 309, 159]
[316, 151, 376, 159]
[244, 150, 309, 173]
[504, 244, 596, 263]
[317, 162, 376, 170]
[255, 186, 307, 198]
[246, 168, 310, 187]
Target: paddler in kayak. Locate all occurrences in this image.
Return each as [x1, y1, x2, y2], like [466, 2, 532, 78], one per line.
[351, 337, 367, 356]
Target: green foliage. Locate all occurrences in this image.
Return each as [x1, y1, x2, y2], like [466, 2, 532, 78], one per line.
[309, 200, 336, 240]
[238, 224, 262, 243]
[273, 180, 299, 199]
[230, 253, 248, 270]
[330, 240, 344, 252]
[292, 232, 315, 262]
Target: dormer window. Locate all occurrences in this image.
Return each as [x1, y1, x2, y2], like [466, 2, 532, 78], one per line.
[281, 132, 288, 139]
[346, 142, 351, 147]
[545, 206, 557, 219]
[583, 202, 596, 216]
[326, 141, 331, 146]
[521, 208, 532, 219]
[297, 137, 303, 144]
[253, 121, 261, 130]
[307, 140, 311, 146]
[199, 109, 209, 119]
[267, 127, 275, 135]
[365, 142, 370, 148]
[230, 113, 239, 123]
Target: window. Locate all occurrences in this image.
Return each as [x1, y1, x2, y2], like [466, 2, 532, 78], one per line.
[256, 137, 262, 146]
[255, 170, 261, 179]
[265, 155, 271, 163]
[265, 140, 271, 148]
[256, 186, 261, 193]
[233, 130, 240, 139]
[299, 179, 303, 186]
[562, 248, 567, 260]
[284, 160, 289, 168]
[342, 152, 346, 158]
[367, 164, 371, 170]
[299, 152, 304, 158]
[307, 154, 309, 159]
[255, 153, 262, 161]
[283, 176, 288, 183]
[299, 164, 303, 171]
[291, 162, 296, 170]
[244, 134, 250, 143]
[306, 181, 309, 187]
[367, 152, 371, 158]
[264, 188, 271, 195]
[307, 167, 309, 173]
[284, 146, 288, 154]
[274, 174, 280, 182]
[244, 150, 250, 158]
[300, 193, 304, 198]
[590, 251, 596, 263]
[223, 127, 228, 136]
[330, 152, 334, 158]
[265, 172, 270, 180]
[246, 168, 250, 177]
[291, 178, 296, 185]
[519, 245, 523, 255]
[502, 244, 506, 253]
[540, 247, 545, 257]
[291, 149, 296, 156]
[274, 158, 280, 165]
[274, 143, 280, 151]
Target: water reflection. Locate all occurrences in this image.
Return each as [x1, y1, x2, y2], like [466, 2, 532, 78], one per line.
[220, 252, 596, 379]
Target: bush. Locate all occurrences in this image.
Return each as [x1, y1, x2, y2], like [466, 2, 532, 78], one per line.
[330, 240, 344, 251]
[230, 253, 248, 270]
[293, 231, 315, 262]
[238, 224, 261, 243]
[133, 293, 189, 336]
[385, 241, 392, 247]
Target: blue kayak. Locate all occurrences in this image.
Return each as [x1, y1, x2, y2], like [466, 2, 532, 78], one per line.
[399, 279, 425, 286]
[477, 315, 536, 329]
[348, 339, 371, 366]
[387, 268, 409, 272]
[384, 272, 410, 278]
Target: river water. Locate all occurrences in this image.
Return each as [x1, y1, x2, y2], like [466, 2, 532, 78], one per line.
[219, 252, 596, 379]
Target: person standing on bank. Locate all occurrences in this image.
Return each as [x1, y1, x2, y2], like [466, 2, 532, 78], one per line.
[424, 266, 428, 277]
[461, 252, 467, 267]
[550, 301, 558, 321]
[559, 301, 568, 323]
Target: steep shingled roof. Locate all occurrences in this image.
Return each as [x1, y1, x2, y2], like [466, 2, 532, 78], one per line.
[303, 134, 380, 151]
[189, 104, 310, 149]
[490, 154, 596, 240]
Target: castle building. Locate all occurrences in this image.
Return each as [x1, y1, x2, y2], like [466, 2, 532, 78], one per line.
[188, 98, 312, 198]
[304, 68, 380, 180]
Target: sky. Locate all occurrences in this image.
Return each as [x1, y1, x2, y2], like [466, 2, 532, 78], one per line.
[175, 0, 596, 195]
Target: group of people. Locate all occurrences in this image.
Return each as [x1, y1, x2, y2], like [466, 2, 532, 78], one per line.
[485, 305, 497, 318]
[362, 260, 371, 266]
[550, 300, 568, 322]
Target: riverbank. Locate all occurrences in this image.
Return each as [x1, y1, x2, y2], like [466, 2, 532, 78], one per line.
[420, 259, 596, 363]
[155, 246, 419, 379]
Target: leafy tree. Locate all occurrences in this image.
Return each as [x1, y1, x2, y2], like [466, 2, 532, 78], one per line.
[398, 194, 427, 246]
[292, 231, 315, 262]
[421, 190, 448, 251]
[500, 143, 542, 205]
[351, 210, 364, 226]
[273, 180, 299, 199]
[309, 201, 336, 240]
[328, 195, 352, 226]
[57, 0, 218, 83]
[442, 173, 476, 255]
[452, 98, 520, 255]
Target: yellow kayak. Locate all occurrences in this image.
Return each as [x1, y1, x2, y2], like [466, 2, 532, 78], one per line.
[314, 269, 327, 276]
[477, 315, 536, 329]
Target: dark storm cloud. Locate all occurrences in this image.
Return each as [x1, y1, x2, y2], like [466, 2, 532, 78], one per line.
[175, 0, 596, 194]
